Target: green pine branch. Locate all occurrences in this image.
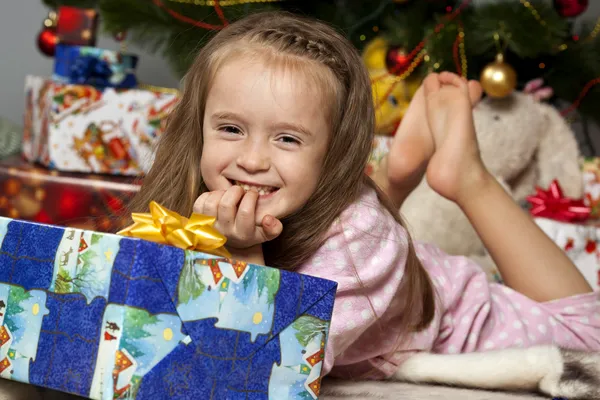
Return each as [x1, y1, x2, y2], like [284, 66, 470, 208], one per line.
[39, 0, 600, 123]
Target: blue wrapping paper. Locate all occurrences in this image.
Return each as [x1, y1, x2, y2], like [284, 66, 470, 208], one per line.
[0, 217, 336, 399]
[53, 44, 138, 89]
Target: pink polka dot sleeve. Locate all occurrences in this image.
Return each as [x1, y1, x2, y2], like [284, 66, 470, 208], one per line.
[297, 191, 411, 378]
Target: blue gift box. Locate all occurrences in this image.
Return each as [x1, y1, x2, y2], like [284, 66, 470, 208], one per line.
[0, 217, 336, 399]
[53, 44, 138, 89]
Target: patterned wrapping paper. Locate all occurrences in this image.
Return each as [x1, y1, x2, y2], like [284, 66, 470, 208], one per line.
[534, 217, 600, 291]
[0, 156, 139, 233]
[0, 217, 336, 399]
[365, 135, 392, 177]
[583, 157, 600, 218]
[23, 75, 179, 177]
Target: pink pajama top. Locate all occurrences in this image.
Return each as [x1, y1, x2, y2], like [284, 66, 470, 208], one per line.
[296, 187, 600, 379]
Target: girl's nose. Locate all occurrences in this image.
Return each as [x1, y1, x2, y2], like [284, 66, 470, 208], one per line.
[235, 141, 270, 172]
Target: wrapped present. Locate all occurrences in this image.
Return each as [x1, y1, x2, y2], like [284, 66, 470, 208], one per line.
[526, 179, 591, 223]
[53, 44, 138, 89]
[0, 208, 336, 399]
[23, 75, 179, 176]
[0, 156, 139, 233]
[526, 180, 599, 290]
[56, 6, 99, 46]
[583, 157, 600, 217]
[365, 135, 392, 177]
[534, 217, 600, 290]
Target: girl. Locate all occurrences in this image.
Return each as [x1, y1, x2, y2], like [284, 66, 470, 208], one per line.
[129, 11, 600, 399]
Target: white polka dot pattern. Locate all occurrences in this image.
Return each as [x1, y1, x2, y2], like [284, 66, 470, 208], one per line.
[295, 188, 600, 380]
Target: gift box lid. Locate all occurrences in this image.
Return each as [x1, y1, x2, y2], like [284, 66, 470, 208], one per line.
[0, 216, 337, 399]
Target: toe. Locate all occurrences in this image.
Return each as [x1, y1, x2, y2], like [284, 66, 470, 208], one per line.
[438, 71, 465, 88]
[423, 73, 441, 95]
[467, 80, 483, 105]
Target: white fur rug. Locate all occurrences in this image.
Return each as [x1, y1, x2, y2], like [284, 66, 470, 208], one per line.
[0, 378, 545, 400]
[320, 379, 545, 400]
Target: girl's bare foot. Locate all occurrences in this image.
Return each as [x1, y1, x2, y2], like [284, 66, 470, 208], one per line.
[378, 73, 482, 208]
[423, 71, 486, 203]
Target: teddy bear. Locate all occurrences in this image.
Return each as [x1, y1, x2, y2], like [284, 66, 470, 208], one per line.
[397, 86, 584, 281]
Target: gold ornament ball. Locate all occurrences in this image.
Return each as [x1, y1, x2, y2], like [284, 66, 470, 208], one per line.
[480, 54, 517, 98]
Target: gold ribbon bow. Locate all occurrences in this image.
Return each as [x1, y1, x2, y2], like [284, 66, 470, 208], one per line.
[118, 201, 231, 257]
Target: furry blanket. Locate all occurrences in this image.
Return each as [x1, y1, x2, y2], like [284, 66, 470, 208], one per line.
[320, 379, 545, 400]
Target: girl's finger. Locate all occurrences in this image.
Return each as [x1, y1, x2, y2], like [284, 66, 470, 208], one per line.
[203, 191, 225, 217]
[218, 186, 245, 227]
[261, 215, 283, 241]
[193, 192, 211, 215]
[235, 190, 259, 240]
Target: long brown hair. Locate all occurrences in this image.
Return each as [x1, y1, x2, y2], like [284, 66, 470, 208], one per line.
[128, 11, 435, 334]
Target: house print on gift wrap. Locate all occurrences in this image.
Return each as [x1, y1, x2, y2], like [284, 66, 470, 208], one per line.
[176, 253, 280, 342]
[89, 304, 187, 399]
[112, 348, 138, 398]
[0, 284, 48, 385]
[50, 229, 122, 304]
[268, 315, 329, 400]
[0, 326, 12, 379]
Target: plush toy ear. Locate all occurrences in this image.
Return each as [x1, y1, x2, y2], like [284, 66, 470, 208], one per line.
[535, 103, 583, 198]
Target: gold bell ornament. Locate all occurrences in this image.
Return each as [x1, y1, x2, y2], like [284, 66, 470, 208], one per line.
[480, 53, 517, 98]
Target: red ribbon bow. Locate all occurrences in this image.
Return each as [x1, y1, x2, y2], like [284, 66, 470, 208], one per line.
[526, 180, 591, 222]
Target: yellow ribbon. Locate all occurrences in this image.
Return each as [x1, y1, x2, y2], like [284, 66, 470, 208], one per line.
[118, 201, 231, 258]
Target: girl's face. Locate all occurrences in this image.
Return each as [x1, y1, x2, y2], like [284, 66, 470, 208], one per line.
[201, 56, 331, 224]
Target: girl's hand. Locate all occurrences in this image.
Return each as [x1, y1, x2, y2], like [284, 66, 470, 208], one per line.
[193, 186, 283, 250]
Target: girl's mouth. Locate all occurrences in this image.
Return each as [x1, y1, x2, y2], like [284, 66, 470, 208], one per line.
[232, 180, 279, 197]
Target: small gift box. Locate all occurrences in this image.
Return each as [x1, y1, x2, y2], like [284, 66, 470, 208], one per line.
[583, 157, 600, 217]
[527, 180, 599, 290]
[0, 156, 139, 233]
[365, 135, 392, 177]
[534, 217, 600, 290]
[53, 44, 138, 89]
[23, 75, 179, 176]
[0, 204, 336, 399]
[56, 6, 99, 47]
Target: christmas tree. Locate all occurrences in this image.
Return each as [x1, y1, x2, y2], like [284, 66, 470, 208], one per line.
[39, 0, 600, 122]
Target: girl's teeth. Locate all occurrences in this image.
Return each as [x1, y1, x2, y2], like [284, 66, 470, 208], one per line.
[235, 181, 274, 195]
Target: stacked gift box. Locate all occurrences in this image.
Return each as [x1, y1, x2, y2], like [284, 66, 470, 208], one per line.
[1, 6, 181, 233]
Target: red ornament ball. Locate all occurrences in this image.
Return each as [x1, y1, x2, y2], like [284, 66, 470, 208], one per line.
[34, 210, 52, 225]
[37, 27, 58, 57]
[56, 188, 93, 222]
[386, 47, 413, 76]
[553, 0, 588, 18]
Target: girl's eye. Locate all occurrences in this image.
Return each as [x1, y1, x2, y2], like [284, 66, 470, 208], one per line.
[278, 135, 300, 145]
[221, 126, 241, 135]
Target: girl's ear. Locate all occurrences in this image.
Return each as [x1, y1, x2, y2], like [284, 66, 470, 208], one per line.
[535, 103, 583, 199]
